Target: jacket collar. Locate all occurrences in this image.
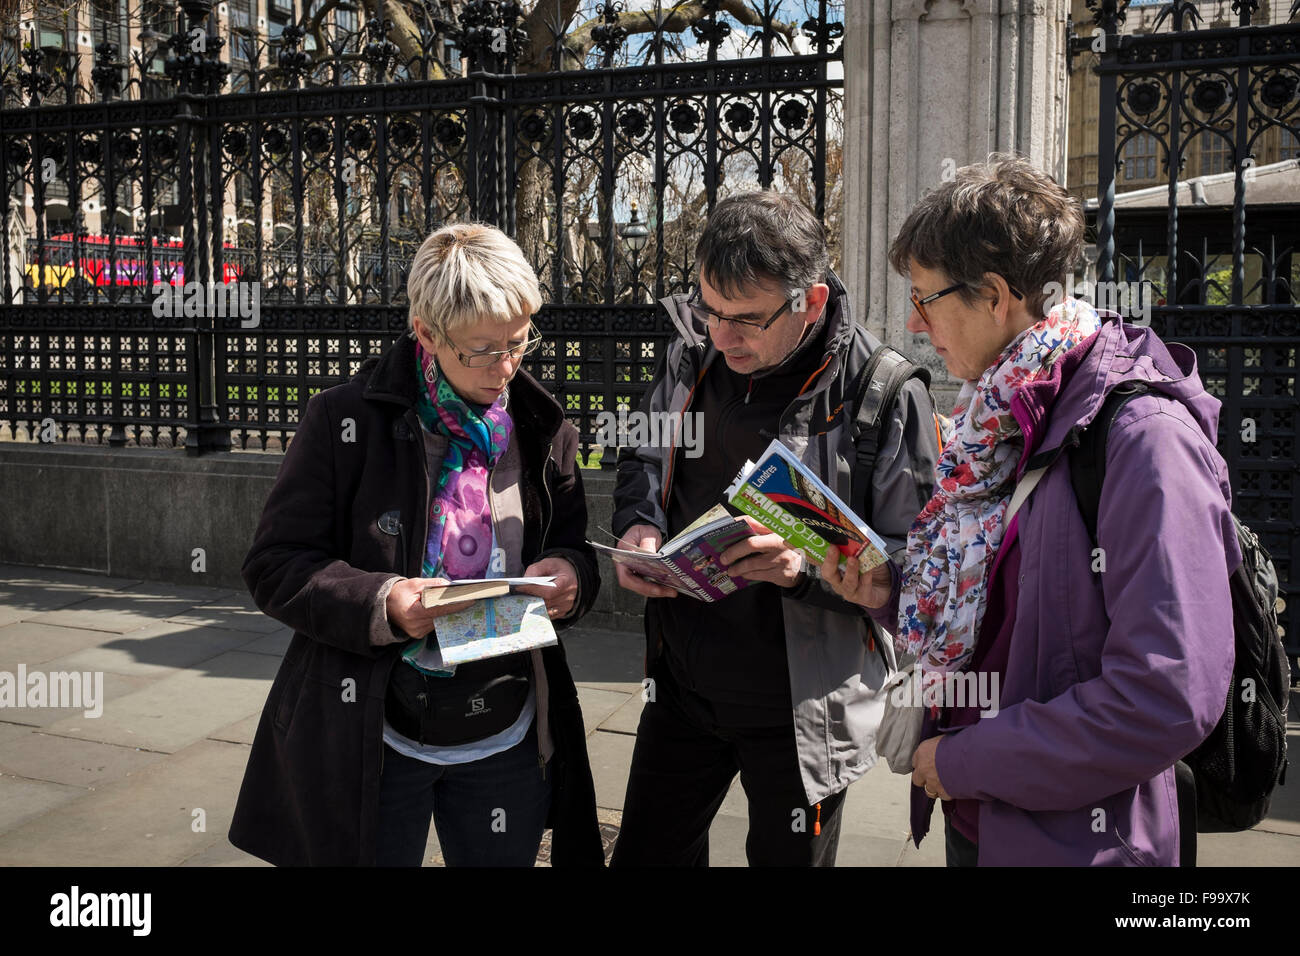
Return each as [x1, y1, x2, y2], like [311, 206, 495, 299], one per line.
[657, 269, 855, 395]
[359, 332, 567, 444]
[1015, 309, 1220, 465]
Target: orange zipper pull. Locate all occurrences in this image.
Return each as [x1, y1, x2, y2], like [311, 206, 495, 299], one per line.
[813, 802, 822, 836]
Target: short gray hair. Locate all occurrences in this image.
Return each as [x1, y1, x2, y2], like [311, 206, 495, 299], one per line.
[888, 154, 1085, 318]
[694, 191, 829, 299]
[406, 223, 542, 341]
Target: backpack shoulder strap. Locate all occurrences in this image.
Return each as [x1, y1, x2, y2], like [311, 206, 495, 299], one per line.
[1068, 382, 1151, 546]
[848, 344, 932, 520]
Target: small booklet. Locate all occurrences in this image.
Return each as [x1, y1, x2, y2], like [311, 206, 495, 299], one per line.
[420, 576, 555, 609]
[589, 504, 755, 602]
[421, 593, 558, 667]
[726, 438, 891, 575]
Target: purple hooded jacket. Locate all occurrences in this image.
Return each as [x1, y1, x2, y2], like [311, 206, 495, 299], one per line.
[871, 314, 1240, 866]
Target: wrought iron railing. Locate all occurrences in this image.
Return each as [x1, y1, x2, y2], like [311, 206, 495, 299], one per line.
[1070, 0, 1300, 653]
[1, 0, 845, 457]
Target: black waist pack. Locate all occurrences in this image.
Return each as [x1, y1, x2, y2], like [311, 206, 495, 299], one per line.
[385, 652, 532, 747]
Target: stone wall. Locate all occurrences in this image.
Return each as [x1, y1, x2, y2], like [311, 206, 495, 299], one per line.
[842, 0, 1072, 414]
[0, 444, 644, 632]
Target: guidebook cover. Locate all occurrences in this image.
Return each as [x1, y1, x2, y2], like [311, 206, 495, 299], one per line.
[726, 439, 891, 575]
[589, 504, 755, 602]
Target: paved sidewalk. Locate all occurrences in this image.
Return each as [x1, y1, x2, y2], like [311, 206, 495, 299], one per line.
[0, 564, 1296, 867]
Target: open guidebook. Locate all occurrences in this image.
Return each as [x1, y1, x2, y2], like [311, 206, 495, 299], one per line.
[725, 438, 891, 576]
[589, 504, 756, 602]
[592, 439, 891, 602]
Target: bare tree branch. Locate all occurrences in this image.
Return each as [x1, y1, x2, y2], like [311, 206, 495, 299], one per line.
[561, 0, 797, 68]
[382, 0, 447, 80]
[517, 0, 583, 71]
[303, 0, 347, 60]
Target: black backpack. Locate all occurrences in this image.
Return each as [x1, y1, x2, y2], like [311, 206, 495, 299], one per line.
[1069, 382, 1290, 840]
[846, 344, 937, 521]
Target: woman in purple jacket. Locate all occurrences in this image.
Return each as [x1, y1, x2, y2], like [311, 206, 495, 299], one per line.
[823, 156, 1238, 866]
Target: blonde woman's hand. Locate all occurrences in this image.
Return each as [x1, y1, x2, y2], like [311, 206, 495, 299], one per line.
[517, 556, 579, 620]
[385, 577, 476, 639]
[820, 549, 894, 609]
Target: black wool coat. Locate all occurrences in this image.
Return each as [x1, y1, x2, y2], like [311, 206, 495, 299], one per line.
[227, 333, 604, 866]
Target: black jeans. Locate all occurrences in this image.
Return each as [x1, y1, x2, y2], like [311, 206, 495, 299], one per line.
[944, 816, 979, 867]
[375, 720, 551, 866]
[610, 660, 846, 867]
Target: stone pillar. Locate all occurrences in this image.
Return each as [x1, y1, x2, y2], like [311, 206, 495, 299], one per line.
[843, 0, 1070, 412]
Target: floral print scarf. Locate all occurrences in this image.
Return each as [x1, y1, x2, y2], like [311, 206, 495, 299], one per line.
[898, 298, 1101, 674]
[411, 341, 512, 579]
[401, 342, 512, 675]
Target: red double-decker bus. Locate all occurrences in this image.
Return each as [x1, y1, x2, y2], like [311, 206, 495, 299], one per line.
[26, 234, 244, 290]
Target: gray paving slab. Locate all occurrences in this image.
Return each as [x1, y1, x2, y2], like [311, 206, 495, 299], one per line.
[1199, 828, 1300, 866]
[577, 687, 632, 737]
[585, 728, 636, 812]
[598, 693, 644, 735]
[118, 582, 243, 604]
[0, 722, 32, 746]
[0, 565, 140, 592]
[0, 774, 89, 837]
[0, 583, 126, 628]
[0, 565, 1294, 868]
[207, 713, 261, 746]
[238, 629, 292, 657]
[38, 620, 264, 679]
[25, 592, 227, 634]
[40, 650, 279, 754]
[897, 830, 947, 866]
[0, 672, 153, 728]
[0, 729, 164, 789]
[164, 598, 285, 635]
[0, 621, 126, 669]
[702, 811, 915, 867]
[0, 738, 251, 866]
[178, 839, 272, 867]
[575, 680, 643, 694]
[837, 760, 920, 841]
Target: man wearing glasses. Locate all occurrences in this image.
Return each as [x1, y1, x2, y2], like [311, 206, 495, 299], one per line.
[609, 191, 942, 866]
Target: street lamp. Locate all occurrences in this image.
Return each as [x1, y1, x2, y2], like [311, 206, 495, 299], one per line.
[138, 26, 166, 73]
[619, 199, 649, 302]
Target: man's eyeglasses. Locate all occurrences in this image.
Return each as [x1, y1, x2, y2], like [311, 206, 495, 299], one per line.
[910, 281, 1023, 324]
[686, 287, 802, 334]
[446, 325, 543, 368]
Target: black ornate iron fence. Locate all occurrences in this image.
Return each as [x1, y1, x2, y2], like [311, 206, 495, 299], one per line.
[1070, 0, 1300, 655]
[0, 0, 844, 456]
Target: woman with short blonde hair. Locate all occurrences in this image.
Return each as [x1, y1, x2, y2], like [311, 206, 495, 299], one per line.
[406, 222, 543, 344]
[231, 222, 604, 868]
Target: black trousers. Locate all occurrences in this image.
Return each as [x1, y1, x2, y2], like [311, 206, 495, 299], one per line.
[610, 659, 846, 867]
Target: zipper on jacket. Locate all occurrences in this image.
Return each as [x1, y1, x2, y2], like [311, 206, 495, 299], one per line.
[488, 454, 503, 571]
[540, 439, 554, 551]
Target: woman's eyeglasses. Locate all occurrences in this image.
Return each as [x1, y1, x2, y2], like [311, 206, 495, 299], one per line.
[446, 326, 543, 368]
[686, 287, 801, 334]
[910, 281, 1023, 324]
